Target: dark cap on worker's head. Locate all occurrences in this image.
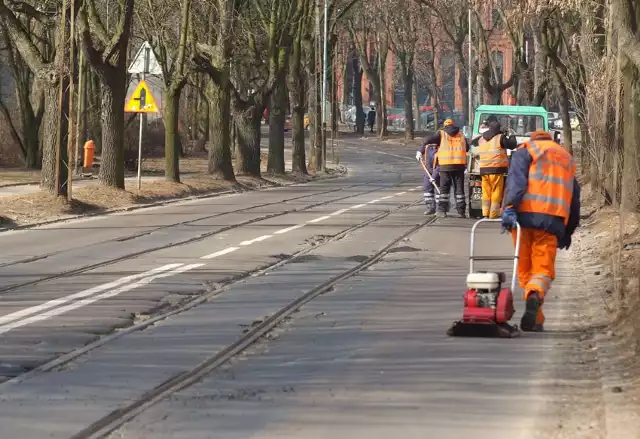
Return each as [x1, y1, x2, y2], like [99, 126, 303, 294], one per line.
[486, 115, 499, 123]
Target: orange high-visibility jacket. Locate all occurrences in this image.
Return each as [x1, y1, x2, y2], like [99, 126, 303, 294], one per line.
[435, 131, 467, 167]
[518, 139, 576, 225]
[478, 135, 509, 171]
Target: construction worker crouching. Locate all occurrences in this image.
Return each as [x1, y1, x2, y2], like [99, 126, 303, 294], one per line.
[476, 116, 518, 218]
[416, 141, 440, 215]
[426, 119, 469, 218]
[501, 130, 581, 332]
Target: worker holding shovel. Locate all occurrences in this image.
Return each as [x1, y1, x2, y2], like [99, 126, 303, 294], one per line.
[416, 141, 440, 215]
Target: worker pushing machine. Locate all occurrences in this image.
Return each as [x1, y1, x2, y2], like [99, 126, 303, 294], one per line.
[426, 119, 469, 218]
[416, 140, 440, 215]
[501, 130, 581, 332]
[476, 116, 518, 218]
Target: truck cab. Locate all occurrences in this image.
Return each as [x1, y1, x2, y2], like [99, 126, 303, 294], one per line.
[464, 105, 554, 218]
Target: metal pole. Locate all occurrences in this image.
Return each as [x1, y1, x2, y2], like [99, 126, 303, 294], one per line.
[137, 48, 150, 191]
[322, 0, 328, 172]
[467, 6, 472, 126]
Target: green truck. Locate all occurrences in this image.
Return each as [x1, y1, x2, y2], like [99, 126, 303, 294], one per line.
[466, 105, 559, 218]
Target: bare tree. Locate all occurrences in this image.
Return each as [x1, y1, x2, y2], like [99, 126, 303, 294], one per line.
[77, 0, 136, 189]
[136, 0, 193, 182]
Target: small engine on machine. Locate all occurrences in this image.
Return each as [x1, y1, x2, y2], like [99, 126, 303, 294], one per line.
[462, 271, 515, 325]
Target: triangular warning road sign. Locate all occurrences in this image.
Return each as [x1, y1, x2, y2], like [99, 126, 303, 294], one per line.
[125, 80, 159, 113]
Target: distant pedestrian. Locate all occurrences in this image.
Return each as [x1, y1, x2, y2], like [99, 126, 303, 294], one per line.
[367, 106, 376, 133]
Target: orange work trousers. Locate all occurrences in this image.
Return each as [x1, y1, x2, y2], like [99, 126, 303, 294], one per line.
[511, 228, 558, 325]
[481, 174, 505, 218]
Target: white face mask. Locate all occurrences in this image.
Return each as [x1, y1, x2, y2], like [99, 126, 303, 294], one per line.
[479, 127, 489, 134]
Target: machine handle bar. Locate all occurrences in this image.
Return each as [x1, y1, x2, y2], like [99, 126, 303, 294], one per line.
[469, 218, 521, 292]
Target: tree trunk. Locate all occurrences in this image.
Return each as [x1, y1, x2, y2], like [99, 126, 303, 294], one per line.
[456, 58, 469, 125]
[163, 88, 181, 182]
[288, 38, 307, 174]
[413, 79, 421, 131]
[353, 62, 365, 134]
[40, 80, 68, 193]
[267, 75, 287, 174]
[554, 70, 573, 154]
[207, 82, 235, 180]
[402, 62, 415, 141]
[98, 80, 126, 188]
[621, 65, 640, 212]
[234, 104, 263, 177]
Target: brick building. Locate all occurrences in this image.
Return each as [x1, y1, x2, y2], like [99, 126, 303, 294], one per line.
[338, 5, 525, 114]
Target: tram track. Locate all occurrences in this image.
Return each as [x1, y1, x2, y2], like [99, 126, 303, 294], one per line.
[66, 212, 436, 439]
[0, 178, 411, 296]
[0, 195, 424, 389]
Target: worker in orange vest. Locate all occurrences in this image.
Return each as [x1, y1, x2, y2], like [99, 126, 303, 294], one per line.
[501, 130, 581, 332]
[476, 116, 518, 218]
[428, 119, 469, 218]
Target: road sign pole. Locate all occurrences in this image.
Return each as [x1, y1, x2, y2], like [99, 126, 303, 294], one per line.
[137, 48, 150, 191]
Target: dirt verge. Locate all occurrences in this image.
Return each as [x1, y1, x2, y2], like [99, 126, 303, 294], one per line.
[569, 181, 640, 439]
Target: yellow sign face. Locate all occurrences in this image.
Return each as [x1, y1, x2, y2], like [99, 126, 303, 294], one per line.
[125, 80, 158, 113]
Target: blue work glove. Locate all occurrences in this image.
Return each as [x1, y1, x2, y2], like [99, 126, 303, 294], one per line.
[558, 234, 571, 250]
[501, 207, 517, 232]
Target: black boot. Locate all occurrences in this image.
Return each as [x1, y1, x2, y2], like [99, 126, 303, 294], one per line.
[521, 292, 541, 332]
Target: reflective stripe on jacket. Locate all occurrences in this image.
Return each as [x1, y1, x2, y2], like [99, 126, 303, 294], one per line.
[518, 140, 576, 225]
[478, 134, 509, 174]
[436, 131, 466, 167]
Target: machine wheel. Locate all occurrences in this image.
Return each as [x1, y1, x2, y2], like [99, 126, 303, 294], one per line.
[469, 207, 483, 219]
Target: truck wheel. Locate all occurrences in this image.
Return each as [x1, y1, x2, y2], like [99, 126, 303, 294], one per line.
[469, 207, 483, 219]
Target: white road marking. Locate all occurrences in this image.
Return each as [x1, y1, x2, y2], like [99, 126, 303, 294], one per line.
[0, 186, 415, 334]
[240, 235, 272, 246]
[408, 188, 418, 192]
[201, 247, 239, 259]
[308, 215, 331, 223]
[274, 224, 305, 234]
[0, 264, 183, 327]
[0, 264, 205, 335]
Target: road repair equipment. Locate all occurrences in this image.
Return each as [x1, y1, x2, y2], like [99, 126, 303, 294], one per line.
[447, 218, 521, 338]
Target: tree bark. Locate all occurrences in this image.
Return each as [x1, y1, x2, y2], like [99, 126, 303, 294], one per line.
[234, 103, 263, 176]
[353, 59, 365, 134]
[402, 60, 415, 140]
[207, 81, 235, 180]
[267, 75, 287, 174]
[288, 28, 308, 174]
[98, 80, 126, 188]
[554, 69, 573, 155]
[163, 89, 181, 182]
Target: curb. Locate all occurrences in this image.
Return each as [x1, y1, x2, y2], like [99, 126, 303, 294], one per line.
[0, 166, 348, 233]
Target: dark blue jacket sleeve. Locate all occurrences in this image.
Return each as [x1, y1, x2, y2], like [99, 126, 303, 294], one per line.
[504, 147, 532, 208]
[418, 144, 427, 155]
[566, 178, 581, 236]
[425, 131, 441, 146]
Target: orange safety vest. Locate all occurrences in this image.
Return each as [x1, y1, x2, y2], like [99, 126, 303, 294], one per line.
[478, 135, 509, 170]
[436, 131, 467, 166]
[518, 139, 576, 224]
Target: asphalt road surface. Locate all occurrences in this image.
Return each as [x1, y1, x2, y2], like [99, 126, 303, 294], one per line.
[0, 137, 600, 438]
